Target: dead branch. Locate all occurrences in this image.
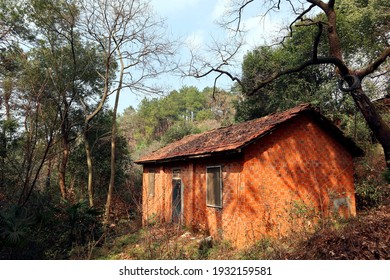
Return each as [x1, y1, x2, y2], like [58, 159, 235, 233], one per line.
[225, 0, 255, 33]
[370, 70, 390, 79]
[287, 4, 316, 39]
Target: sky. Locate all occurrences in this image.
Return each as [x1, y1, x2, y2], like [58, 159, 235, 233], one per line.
[112, 0, 291, 113]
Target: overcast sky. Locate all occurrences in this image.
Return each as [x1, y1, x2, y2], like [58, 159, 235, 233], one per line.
[114, 0, 289, 113]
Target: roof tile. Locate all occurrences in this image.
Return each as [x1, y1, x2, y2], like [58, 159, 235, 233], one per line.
[136, 104, 315, 163]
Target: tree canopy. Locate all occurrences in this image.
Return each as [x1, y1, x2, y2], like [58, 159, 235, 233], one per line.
[189, 0, 390, 168]
[119, 86, 236, 150]
[0, 0, 177, 258]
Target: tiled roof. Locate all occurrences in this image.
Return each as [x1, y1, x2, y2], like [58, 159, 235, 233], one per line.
[135, 104, 363, 164]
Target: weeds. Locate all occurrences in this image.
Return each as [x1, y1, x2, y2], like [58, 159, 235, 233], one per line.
[355, 180, 385, 209]
[0, 206, 35, 255]
[354, 144, 389, 210]
[0, 200, 102, 259]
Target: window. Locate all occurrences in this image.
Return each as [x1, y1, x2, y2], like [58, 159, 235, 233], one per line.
[172, 168, 181, 180]
[148, 168, 155, 196]
[206, 166, 222, 208]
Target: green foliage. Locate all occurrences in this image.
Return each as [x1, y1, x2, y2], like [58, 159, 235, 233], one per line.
[0, 0, 32, 43]
[0, 118, 18, 159]
[161, 121, 200, 145]
[336, 0, 390, 62]
[238, 238, 276, 260]
[195, 109, 214, 121]
[0, 197, 103, 259]
[382, 170, 390, 184]
[0, 206, 35, 249]
[120, 86, 236, 149]
[354, 146, 388, 210]
[235, 0, 389, 125]
[39, 200, 102, 259]
[355, 180, 385, 210]
[68, 110, 130, 199]
[236, 45, 336, 122]
[337, 107, 373, 150]
[63, 200, 102, 244]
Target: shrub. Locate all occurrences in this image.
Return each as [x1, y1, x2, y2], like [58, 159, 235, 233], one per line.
[355, 180, 384, 210]
[382, 169, 390, 184]
[0, 206, 35, 250]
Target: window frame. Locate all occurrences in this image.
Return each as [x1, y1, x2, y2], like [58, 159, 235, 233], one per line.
[172, 168, 181, 180]
[206, 165, 223, 208]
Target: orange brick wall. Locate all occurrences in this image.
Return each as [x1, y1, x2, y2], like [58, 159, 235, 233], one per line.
[236, 115, 356, 246]
[142, 115, 356, 248]
[142, 166, 166, 224]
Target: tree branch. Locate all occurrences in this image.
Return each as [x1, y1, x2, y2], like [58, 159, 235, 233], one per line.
[227, 0, 255, 33]
[356, 47, 390, 79]
[313, 22, 323, 60]
[286, 4, 316, 40]
[247, 56, 349, 95]
[328, 0, 336, 9]
[307, 0, 329, 13]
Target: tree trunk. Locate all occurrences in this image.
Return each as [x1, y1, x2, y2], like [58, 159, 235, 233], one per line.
[58, 128, 70, 201]
[103, 46, 124, 225]
[46, 159, 52, 190]
[58, 146, 69, 200]
[84, 129, 94, 207]
[323, 3, 390, 168]
[103, 95, 118, 225]
[351, 88, 390, 168]
[58, 101, 71, 201]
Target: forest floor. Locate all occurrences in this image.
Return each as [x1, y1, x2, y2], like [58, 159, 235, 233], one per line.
[284, 203, 389, 260]
[92, 190, 389, 260]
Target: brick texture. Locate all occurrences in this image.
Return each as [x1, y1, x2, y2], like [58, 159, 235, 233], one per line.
[142, 115, 356, 248]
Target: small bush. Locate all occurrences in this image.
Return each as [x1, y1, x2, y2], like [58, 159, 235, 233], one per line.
[354, 144, 388, 210]
[355, 180, 384, 210]
[0, 206, 35, 250]
[382, 169, 390, 184]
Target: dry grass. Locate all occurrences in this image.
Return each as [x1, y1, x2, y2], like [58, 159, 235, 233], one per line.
[90, 204, 389, 260]
[283, 204, 390, 260]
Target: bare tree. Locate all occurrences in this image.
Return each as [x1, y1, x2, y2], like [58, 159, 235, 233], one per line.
[80, 0, 176, 224]
[188, 0, 390, 168]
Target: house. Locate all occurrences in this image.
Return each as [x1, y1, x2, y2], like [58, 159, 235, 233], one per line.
[135, 104, 363, 248]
